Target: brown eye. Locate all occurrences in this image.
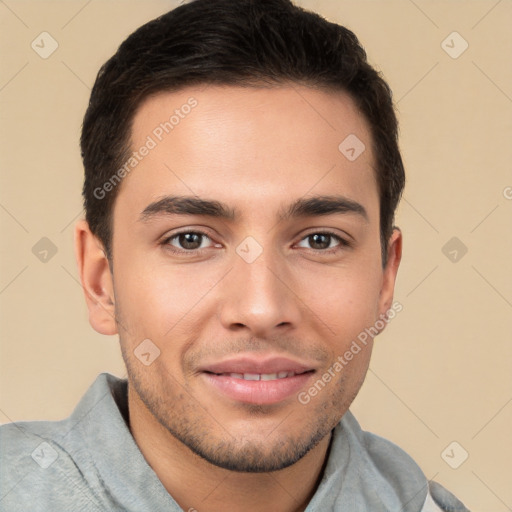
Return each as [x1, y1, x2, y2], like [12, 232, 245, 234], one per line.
[297, 232, 345, 251]
[308, 233, 332, 250]
[165, 231, 213, 251]
[178, 233, 203, 250]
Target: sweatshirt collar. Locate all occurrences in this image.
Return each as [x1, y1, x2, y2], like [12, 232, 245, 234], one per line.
[62, 373, 428, 511]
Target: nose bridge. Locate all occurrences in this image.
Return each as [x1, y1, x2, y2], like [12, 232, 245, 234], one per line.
[219, 237, 299, 334]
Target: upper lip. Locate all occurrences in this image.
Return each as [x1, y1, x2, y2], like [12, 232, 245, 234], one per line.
[199, 356, 315, 375]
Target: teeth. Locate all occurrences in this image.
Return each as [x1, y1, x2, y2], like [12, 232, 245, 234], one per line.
[225, 372, 296, 381]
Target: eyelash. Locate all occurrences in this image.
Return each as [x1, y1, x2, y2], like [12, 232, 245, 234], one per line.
[161, 229, 350, 256]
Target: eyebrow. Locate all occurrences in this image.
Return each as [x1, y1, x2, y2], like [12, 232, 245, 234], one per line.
[139, 194, 368, 223]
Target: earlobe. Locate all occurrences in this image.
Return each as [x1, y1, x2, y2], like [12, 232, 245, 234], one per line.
[378, 227, 402, 323]
[74, 219, 118, 336]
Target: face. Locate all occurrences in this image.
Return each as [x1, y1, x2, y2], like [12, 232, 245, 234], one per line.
[83, 85, 401, 472]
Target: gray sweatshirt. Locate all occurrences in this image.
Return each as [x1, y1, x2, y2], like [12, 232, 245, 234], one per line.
[0, 373, 469, 511]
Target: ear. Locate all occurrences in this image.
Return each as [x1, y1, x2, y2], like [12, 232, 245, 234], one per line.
[74, 219, 118, 336]
[377, 227, 402, 321]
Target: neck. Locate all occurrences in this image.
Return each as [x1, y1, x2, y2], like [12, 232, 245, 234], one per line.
[127, 385, 332, 512]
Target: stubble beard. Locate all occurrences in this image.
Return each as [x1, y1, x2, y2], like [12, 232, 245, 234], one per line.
[122, 351, 353, 473]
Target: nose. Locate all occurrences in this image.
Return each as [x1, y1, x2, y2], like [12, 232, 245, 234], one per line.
[217, 243, 301, 337]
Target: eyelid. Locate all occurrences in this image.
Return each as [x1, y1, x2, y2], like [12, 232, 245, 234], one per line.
[161, 228, 219, 253]
[299, 226, 353, 243]
[295, 230, 351, 251]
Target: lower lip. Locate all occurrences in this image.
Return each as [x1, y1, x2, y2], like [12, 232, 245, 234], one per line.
[201, 372, 314, 405]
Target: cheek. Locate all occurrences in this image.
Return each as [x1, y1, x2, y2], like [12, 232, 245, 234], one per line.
[293, 262, 382, 342]
[113, 253, 224, 345]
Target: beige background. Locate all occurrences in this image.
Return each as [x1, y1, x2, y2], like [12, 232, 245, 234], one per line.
[1, 1, 511, 510]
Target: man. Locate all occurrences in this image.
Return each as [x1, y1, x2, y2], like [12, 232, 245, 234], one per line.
[0, 1, 469, 510]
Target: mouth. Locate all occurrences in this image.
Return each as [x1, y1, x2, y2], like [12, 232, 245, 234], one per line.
[206, 371, 306, 381]
[199, 356, 316, 405]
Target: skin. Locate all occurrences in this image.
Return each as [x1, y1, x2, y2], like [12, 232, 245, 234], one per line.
[75, 84, 402, 512]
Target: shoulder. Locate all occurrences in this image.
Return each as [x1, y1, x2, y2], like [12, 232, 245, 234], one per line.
[0, 373, 123, 511]
[341, 411, 426, 483]
[0, 419, 100, 511]
[425, 481, 471, 512]
[0, 417, 68, 474]
[336, 412, 470, 511]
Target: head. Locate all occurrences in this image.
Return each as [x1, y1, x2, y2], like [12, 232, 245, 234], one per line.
[76, 0, 404, 473]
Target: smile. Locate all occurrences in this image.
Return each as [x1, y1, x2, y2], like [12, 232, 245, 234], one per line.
[212, 371, 301, 381]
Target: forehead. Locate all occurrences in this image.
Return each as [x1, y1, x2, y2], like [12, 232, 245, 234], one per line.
[116, 84, 378, 224]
